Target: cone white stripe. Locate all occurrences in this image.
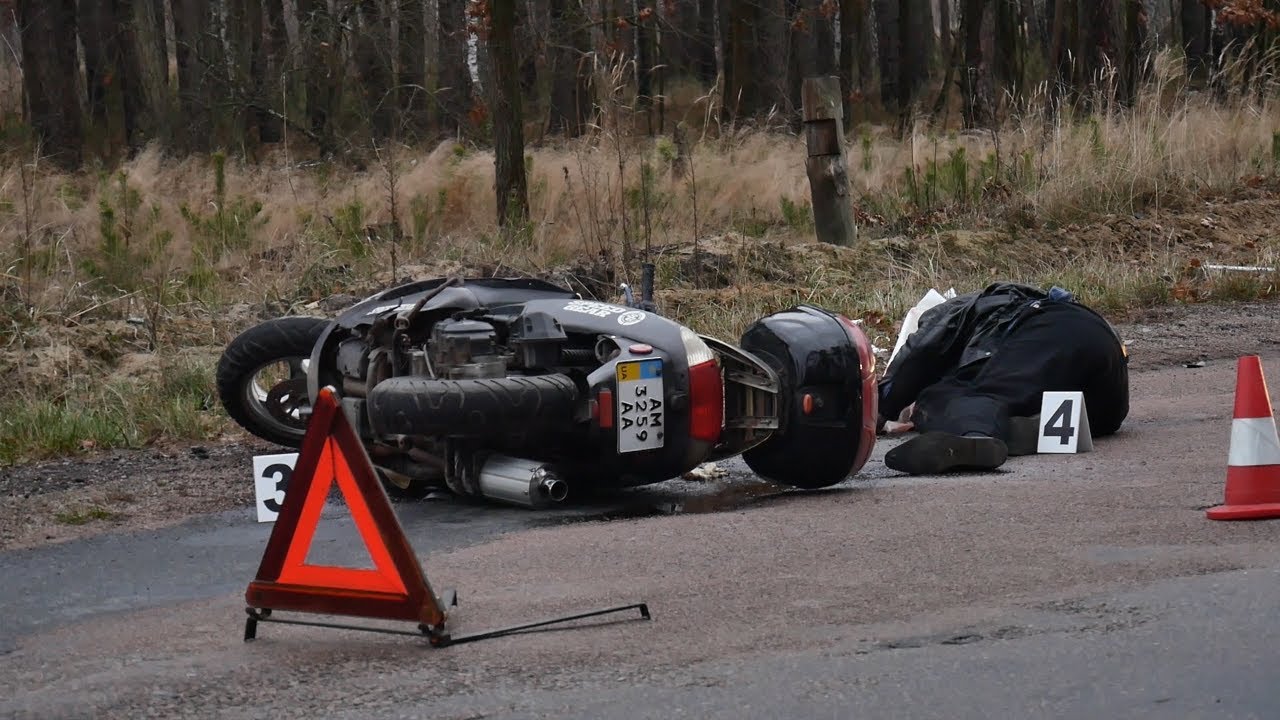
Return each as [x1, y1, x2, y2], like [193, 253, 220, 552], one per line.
[1228, 416, 1280, 467]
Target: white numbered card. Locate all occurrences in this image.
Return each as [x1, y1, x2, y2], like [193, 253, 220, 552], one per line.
[253, 452, 298, 522]
[616, 358, 665, 453]
[1036, 391, 1093, 454]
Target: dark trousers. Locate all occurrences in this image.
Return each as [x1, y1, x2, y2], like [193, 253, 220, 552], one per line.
[911, 302, 1130, 440]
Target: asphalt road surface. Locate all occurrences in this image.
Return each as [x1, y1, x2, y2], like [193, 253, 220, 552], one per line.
[4, 349, 1280, 718]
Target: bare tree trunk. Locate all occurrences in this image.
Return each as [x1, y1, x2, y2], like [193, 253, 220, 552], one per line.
[174, 0, 224, 149]
[1077, 0, 1117, 103]
[294, 0, 343, 146]
[258, 0, 288, 143]
[354, 0, 394, 139]
[78, 0, 123, 150]
[991, 0, 1028, 109]
[1119, 0, 1148, 105]
[959, 0, 994, 127]
[121, 0, 172, 146]
[874, 0, 902, 114]
[719, 0, 761, 121]
[802, 0, 837, 75]
[938, 0, 952, 68]
[718, 0, 794, 121]
[901, 0, 934, 114]
[660, 0, 696, 79]
[838, 0, 873, 122]
[930, 0, 954, 121]
[76, 0, 168, 153]
[1181, 0, 1211, 82]
[524, 0, 553, 138]
[0, 13, 19, 108]
[635, 0, 656, 133]
[695, 0, 717, 84]
[490, 0, 529, 226]
[1012, 0, 1041, 106]
[758, 0, 791, 115]
[516, 0, 540, 110]
[226, 0, 264, 150]
[1047, 0, 1076, 111]
[18, 0, 84, 168]
[548, 0, 591, 136]
[154, 0, 168, 73]
[398, 0, 428, 137]
[438, 0, 473, 132]
[475, 23, 496, 108]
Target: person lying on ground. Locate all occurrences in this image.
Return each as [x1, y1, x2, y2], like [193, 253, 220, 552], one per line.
[875, 282, 1130, 475]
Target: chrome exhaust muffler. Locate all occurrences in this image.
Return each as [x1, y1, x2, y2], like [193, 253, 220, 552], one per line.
[475, 454, 569, 508]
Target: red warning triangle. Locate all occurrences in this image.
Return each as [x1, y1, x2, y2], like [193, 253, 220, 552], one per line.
[245, 386, 447, 629]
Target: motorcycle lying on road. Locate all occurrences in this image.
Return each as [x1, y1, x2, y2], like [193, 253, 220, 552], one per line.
[216, 272, 879, 508]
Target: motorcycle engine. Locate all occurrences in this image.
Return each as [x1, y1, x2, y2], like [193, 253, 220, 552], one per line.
[430, 318, 508, 379]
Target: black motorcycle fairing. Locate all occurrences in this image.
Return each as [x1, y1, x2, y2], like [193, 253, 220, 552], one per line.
[517, 299, 712, 486]
[561, 339, 704, 488]
[334, 277, 580, 330]
[513, 298, 685, 348]
[307, 278, 584, 403]
[312, 292, 717, 489]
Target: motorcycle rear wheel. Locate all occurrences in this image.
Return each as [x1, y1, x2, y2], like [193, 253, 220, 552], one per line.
[216, 316, 330, 448]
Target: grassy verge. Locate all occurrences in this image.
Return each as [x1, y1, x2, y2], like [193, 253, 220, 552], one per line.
[0, 356, 223, 466]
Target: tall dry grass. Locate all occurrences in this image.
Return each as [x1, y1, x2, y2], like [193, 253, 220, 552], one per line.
[2, 49, 1280, 338]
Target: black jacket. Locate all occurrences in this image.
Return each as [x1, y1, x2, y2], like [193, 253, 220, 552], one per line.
[876, 282, 1122, 422]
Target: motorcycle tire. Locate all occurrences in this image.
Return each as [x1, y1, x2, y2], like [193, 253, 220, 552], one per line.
[216, 316, 331, 448]
[367, 374, 579, 438]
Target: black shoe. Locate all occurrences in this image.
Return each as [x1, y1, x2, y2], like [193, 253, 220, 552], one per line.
[884, 431, 1009, 475]
[1006, 415, 1040, 457]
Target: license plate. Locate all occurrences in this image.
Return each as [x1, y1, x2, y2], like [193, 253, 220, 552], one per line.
[616, 358, 665, 453]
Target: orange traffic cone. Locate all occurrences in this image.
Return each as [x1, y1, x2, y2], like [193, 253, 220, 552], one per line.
[1207, 355, 1280, 521]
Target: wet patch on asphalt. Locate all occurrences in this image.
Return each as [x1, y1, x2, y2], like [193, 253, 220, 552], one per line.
[529, 476, 843, 525]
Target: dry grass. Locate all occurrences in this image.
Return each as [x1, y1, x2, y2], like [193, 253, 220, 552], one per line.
[3, 80, 1275, 289]
[3, 52, 1280, 461]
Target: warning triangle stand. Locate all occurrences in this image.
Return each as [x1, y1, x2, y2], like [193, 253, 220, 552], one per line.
[242, 386, 649, 647]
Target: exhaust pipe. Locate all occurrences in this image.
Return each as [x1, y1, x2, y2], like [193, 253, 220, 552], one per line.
[476, 454, 569, 509]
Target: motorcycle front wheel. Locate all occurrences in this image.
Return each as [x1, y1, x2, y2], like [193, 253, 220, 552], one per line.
[216, 316, 331, 448]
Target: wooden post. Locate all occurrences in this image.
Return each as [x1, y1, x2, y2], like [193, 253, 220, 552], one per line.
[802, 76, 857, 246]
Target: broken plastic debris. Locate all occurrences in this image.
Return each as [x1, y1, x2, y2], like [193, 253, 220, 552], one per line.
[683, 462, 728, 482]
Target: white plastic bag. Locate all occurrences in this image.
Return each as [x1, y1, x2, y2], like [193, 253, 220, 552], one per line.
[887, 287, 955, 367]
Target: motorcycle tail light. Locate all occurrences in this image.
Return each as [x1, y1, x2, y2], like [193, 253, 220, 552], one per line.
[597, 389, 614, 429]
[687, 359, 723, 443]
[679, 327, 722, 442]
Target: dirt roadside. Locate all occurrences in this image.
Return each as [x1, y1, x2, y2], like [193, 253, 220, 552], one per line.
[2, 297, 1278, 552]
[2, 347, 1278, 718]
